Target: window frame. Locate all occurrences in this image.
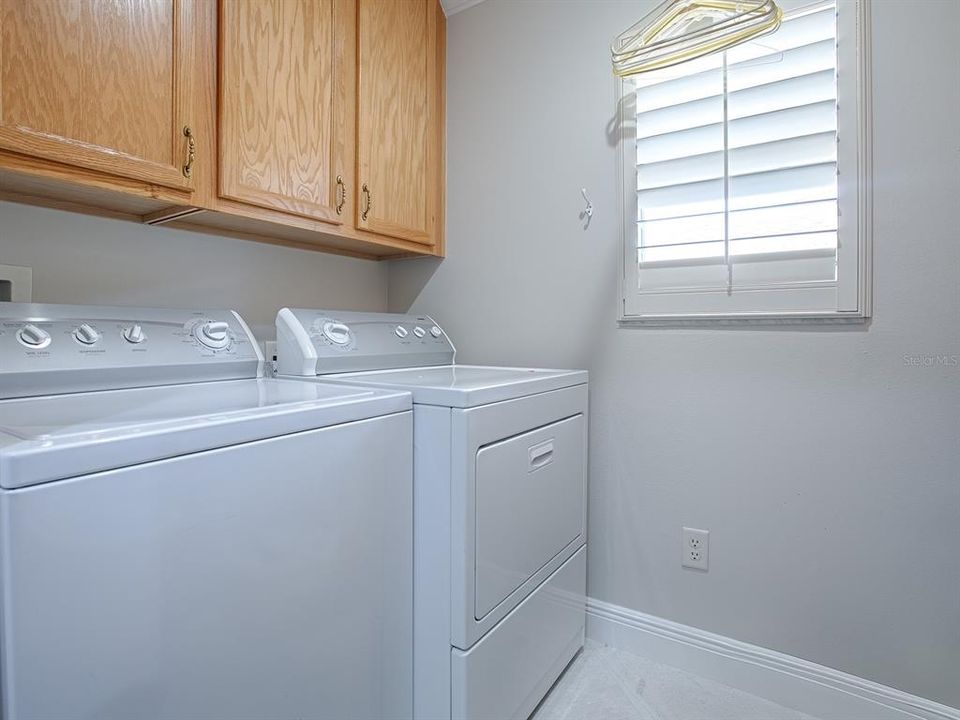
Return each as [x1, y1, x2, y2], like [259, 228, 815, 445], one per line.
[618, 0, 873, 325]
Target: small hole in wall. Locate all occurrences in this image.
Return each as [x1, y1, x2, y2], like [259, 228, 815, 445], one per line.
[0, 281, 11, 302]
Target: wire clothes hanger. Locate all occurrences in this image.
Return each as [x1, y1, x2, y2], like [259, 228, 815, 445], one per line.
[612, 0, 783, 77]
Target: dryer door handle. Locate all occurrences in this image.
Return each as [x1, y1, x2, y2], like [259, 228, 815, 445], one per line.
[528, 440, 555, 471]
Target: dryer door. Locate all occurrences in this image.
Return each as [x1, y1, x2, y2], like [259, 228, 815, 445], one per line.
[474, 414, 585, 620]
[450, 383, 588, 650]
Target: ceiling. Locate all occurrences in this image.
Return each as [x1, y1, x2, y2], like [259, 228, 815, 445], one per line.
[440, 0, 488, 16]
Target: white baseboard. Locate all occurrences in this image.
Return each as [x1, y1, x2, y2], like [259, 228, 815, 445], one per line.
[586, 597, 959, 720]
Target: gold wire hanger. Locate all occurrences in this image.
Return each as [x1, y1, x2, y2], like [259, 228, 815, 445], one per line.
[612, 0, 783, 77]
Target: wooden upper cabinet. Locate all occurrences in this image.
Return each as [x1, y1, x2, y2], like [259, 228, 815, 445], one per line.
[218, 0, 352, 224]
[0, 0, 444, 258]
[0, 0, 196, 191]
[357, 0, 438, 246]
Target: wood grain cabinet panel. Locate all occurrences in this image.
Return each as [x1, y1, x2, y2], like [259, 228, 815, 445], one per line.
[218, 0, 351, 224]
[0, 0, 196, 190]
[357, 0, 437, 246]
[0, 0, 445, 259]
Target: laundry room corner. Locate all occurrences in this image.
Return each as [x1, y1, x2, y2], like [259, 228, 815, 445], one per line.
[388, 0, 960, 714]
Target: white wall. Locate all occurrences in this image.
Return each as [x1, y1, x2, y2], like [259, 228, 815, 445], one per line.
[390, 0, 960, 707]
[0, 201, 389, 333]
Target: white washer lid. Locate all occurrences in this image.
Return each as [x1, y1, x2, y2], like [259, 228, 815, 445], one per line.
[0, 378, 411, 489]
[323, 365, 588, 408]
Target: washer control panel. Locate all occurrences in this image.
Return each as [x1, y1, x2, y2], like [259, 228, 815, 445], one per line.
[276, 308, 454, 376]
[0, 303, 263, 399]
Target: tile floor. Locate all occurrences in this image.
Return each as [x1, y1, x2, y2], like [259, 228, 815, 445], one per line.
[532, 641, 820, 720]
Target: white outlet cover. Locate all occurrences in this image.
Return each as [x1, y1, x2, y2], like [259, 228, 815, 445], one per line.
[682, 527, 709, 571]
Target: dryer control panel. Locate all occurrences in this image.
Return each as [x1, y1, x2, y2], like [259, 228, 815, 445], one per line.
[0, 304, 263, 399]
[276, 308, 455, 376]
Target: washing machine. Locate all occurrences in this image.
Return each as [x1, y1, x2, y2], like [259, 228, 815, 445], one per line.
[275, 308, 588, 720]
[0, 303, 414, 720]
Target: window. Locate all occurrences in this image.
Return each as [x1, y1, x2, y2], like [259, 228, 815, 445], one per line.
[619, 0, 871, 322]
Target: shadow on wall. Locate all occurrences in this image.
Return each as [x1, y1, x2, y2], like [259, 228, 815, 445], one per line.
[607, 93, 633, 148]
[389, 257, 443, 312]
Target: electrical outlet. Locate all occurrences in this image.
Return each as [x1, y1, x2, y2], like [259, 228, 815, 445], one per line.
[682, 527, 709, 571]
[0, 264, 31, 302]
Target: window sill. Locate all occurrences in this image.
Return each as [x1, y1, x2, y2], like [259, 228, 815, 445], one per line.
[618, 311, 871, 327]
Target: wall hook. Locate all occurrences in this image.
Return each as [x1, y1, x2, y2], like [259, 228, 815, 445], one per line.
[580, 187, 594, 219]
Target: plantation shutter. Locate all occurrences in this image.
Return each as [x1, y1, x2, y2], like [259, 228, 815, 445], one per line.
[632, 2, 839, 296]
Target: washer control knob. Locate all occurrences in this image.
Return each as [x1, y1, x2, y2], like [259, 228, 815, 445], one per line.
[322, 321, 352, 346]
[430, 325, 443, 338]
[196, 321, 231, 349]
[18, 324, 51, 348]
[123, 324, 146, 344]
[413, 326, 426, 338]
[74, 323, 101, 345]
[395, 326, 408, 338]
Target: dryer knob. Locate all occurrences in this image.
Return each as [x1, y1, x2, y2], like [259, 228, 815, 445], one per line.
[322, 321, 352, 346]
[18, 323, 51, 348]
[196, 321, 231, 349]
[430, 325, 443, 338]
[74, 323, 101, 345]
[123, 324, 146, 344]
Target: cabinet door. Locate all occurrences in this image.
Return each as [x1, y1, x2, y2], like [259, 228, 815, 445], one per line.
[357, 0, 438, 246]
[0, 0, 196, 191]
[219, 0, 351, 224]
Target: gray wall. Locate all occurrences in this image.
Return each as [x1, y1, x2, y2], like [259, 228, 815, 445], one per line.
[0, 201, 389, 333]
[390, 0, 960, 707]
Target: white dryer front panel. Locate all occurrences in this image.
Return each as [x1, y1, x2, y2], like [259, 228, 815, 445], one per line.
[450, 384, 587, 650]
[474, 414, 585, 620]
[452, 548, 586, 720]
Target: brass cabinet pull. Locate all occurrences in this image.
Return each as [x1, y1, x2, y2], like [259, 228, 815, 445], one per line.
[336, 175, 346, 215]
[361, 183, 371, 221]
[182, 126, 196, 178]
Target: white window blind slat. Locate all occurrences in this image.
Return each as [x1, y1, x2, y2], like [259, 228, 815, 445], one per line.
[730, 231, 837, 258]
[639, 231, 838, 290]
[637, 178, 725, 220]
[727, 69, 835, 119]
[726, 7, 836, 67]
[631, 50, 723, 92]
[634, 2, 839, 294]
[636, 123, 723, 164]
[637, 162, 837, 221]
[636, 88, 836, 169]
[638, 131, 836, 191]
[640, 197, 838, 252]
[728, 162, 836, 210]
[638, 151, 724, 191]
[729, 199, 837, 239]
[636, 93, 722, 138]
[631, 6, 836, 100]
[635, 68, 723, 113]
[640, 213, 725, 247]
[732, 253, 837, 286]
[727, 101, 836, 149]
[729, 131, 837, 175]
[727, 38, 837, 91]
[640, 242, 727, 265]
